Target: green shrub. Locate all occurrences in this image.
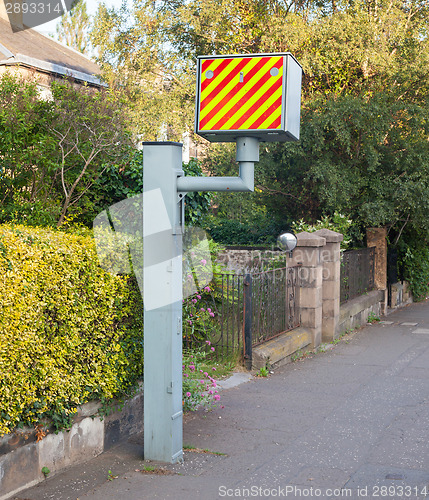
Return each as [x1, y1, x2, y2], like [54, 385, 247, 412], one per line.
[0, 224, 143, 436]
[203, 215, 284, 246]
[401, 243, 429, 302]
[291, 212, 362, 250]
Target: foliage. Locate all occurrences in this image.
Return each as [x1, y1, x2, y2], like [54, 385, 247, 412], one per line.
[0, 74, 58, 225]
[291, 212, 362, 249]
[50, 80, 132, 227]
[400, 236, 429, 302]
[203, 214, 285, 246]
[254, 94, 429, 239]
[0, 224, 143, 436]
[183, 286, 218, 343]
[89, 0, 429, 250]
[90, 0, 196, 141]
[70, 148, 144, 227]
[182, 344, 221, 411]
[56, 0, 92, 54]
[0, 74, 133, 229]
[182, 158, 212, 226]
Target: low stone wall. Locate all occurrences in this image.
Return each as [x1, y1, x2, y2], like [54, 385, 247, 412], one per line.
[252, 327, 312, 370]
[217, 247, 285, 273]
[390, 281, 413, 310]
[339, 290, 385, 334]
[0, 388, 143, 500]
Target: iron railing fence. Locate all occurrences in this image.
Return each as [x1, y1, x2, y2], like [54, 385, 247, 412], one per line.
[183, 267, 301, 365]
[340, 247, 375, 304]
[249, 267, 300, 347]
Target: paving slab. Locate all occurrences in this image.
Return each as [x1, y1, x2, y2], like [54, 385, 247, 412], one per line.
[15, 299, 429, 500]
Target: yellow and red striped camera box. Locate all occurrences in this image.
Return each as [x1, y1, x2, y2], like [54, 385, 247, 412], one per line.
[195, 53, 302, 143]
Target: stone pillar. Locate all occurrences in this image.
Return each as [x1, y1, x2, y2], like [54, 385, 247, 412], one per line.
[314, 229, 343, 342]
[291, 232, 326, 348]
[366, 227, 387, 291]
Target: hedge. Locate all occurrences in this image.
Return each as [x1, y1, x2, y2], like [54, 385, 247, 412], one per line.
[0, 224, 143, 436]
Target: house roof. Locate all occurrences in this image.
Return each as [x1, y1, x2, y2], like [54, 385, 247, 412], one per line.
[0, 18, 104, 86]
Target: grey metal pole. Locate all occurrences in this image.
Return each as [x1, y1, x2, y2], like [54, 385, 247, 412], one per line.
[142, 137, 259, 464]
[143, 142, 184, 464]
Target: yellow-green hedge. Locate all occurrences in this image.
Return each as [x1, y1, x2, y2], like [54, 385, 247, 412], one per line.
[0, 224, 143, 436]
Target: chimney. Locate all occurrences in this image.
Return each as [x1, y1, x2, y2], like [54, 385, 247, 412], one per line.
[0, 0, 24, 30]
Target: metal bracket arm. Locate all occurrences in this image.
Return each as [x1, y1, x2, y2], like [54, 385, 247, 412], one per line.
[176, 137, 259, 193]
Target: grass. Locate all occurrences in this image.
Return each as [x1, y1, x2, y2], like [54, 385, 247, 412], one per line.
[196, 350, 240, 380]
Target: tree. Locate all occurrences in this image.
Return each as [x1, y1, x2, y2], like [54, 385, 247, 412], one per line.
[49, 81, 132, 227]
[56, 0, 91, 55]
[89, 0, 429, 246]
[0, 73, 134, 228]
[0, 74, 58, 225]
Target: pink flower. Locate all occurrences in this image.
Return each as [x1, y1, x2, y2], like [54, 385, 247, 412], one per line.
[214, 395, 220, 401]
[208, 390, 214, 395]
[192, 298, 197, 304]
[186, 392, 191, 397]
[184, 374, 189, 378]
[209, 312, 215, 317]
[211, 347, 215, 352]
[200, 307, 205, 312]
[189, 365, 195, 371]
[204, 286, 211, 292]
[207, 308, 212, 313]
[212, 382, 217, 387]
[212, 367, 216, 371]
[206, 340, 211, 345]
[201, 259, 207, 265]
[197, 295, 201, 300]
[203, 372, 208, 377]
[200, 380, 204, 384]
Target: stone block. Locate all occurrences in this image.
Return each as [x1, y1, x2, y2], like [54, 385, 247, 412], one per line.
[104, 390, 144, 451]
[312, 326, 322, 348]
[38, 431, 67, 473]
[322, 261, 341, 282]
[298, 266, 323, 288]
[296, 231, 326, 247]
[292, 247, 321, 267]
[0, 442, 39, 499]
[322, 280, 340, 301]
[252, 327, 312, 370]
[322, 317, 339, 342]
[67, 418, 104, 465]
[313, 228, 344, 243]
[320, 243, 340, 263]
[300, 306, 322, 330]
[300, 287, 322, 309]
[323, 297, 340, 317]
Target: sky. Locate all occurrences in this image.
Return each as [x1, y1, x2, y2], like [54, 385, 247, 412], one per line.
[35, 0, 125, 37]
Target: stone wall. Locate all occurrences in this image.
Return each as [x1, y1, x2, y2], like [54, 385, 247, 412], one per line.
[0, 388, 143, 500]
[217, 247, 286, 273]
[339, 290, 385, 334]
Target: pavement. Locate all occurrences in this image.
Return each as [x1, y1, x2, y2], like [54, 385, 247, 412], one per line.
[15, 300, 429, 500]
